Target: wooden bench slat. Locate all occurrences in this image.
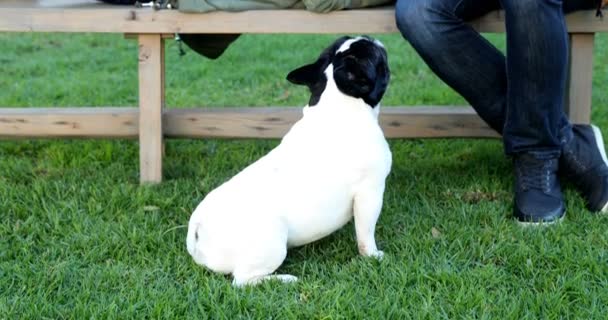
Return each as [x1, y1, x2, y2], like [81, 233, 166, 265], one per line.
[0, 4, 605, 34]
[164, 107, 499, 138]
[0, 107, 139, 138]
[0, 106, 499, 139]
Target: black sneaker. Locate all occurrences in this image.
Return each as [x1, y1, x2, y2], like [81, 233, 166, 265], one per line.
[560, 124, 608, 213]
[513, 152, 566, 225]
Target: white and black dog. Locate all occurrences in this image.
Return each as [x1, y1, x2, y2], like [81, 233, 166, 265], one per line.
[186, 36, 391, 286]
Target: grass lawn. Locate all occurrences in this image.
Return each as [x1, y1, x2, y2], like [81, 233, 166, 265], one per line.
[1, 31, 608, 319]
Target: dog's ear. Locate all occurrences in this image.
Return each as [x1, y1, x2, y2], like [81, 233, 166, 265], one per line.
[286, 57, 327, 88]
[286, 55, 331, 106]
[286, 36, 351, 88]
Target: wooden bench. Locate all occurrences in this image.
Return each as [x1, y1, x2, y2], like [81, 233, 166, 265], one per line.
[1, 0, 606, 183]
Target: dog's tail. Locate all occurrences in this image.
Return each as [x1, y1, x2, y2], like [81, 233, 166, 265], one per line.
[186, 221, 200, 257]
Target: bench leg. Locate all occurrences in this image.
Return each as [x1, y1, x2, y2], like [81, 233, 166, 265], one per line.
[138, 34, 165, 184]
[566, 33, 595, 125]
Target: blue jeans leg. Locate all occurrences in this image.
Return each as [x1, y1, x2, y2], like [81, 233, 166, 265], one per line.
[500, 0, 568, 156]
[395, 0, 596, 156]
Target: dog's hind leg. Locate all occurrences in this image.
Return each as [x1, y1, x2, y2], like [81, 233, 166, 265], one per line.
[232, 273, 298, 287]
[231, 227, 297, 287]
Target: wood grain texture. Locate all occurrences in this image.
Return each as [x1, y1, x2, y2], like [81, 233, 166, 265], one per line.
[0, 106, 499, 139]
[163, 107, 302, 139]
[379, 107, 499, 138]
[0, 4, 605, 34]
[138, 34, 164, 184]
[164, 106, 499, 139]
[0, 107, 138, 138]
[566, 33, 594, 124]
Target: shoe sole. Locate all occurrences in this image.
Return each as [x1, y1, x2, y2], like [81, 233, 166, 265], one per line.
[516, 211, 566, 227]
[591, 125, 608, 214]
[591, 125, 608, 166]
[601, 201, 608, 214]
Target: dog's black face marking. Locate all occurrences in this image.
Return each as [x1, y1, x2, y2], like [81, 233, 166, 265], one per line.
[286, 36, 390, 108]
[333, 38, 390, 107]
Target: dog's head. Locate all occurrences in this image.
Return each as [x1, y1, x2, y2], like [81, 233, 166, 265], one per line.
[286, 36, 390, 108]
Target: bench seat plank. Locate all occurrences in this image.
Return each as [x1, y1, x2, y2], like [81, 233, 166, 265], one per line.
[0, 2, 605, 34]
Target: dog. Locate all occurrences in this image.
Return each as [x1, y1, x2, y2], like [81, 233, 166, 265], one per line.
[186, 36, 391, 286]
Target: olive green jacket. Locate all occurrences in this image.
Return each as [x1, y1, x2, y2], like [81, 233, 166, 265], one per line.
[179, 0, 393, 13]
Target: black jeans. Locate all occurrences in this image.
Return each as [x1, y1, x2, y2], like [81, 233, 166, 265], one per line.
[395, 0, 597, 156]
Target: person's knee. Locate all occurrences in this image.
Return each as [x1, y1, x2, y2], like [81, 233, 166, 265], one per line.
[395, 0, 443, 36]
[395, 0, 421, 37]
[395, 0, 444, 41]
[502, 0, 564, 34]
[502, 0, 563, 17]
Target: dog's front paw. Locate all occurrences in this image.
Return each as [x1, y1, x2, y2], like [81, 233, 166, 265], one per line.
[362, 250, 384, 261]
[370, 250, 384, 260]
[358, 242, 384, 260]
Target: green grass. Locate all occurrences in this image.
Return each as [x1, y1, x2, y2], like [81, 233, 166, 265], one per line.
[2, 32, 608, 319]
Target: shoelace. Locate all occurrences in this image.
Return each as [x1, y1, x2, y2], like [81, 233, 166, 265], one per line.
[516, 158, 553, 192]
[562, 146, 588, 175]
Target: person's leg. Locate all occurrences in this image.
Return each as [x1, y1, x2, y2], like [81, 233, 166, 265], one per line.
[398, 0, 567, 156]
[396, 0, 608, 219]
[499, 0, 569, 224]
[561, 124, 608, 212]
[500, 0, 568, 156]
[395, 0, 596, 140]
[494, 0, 608, 213]
[562, 0, 598, 13]
[396, 0, 565, 223]
[395, 0, 504, 133]
[559, 0, 608, 214]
